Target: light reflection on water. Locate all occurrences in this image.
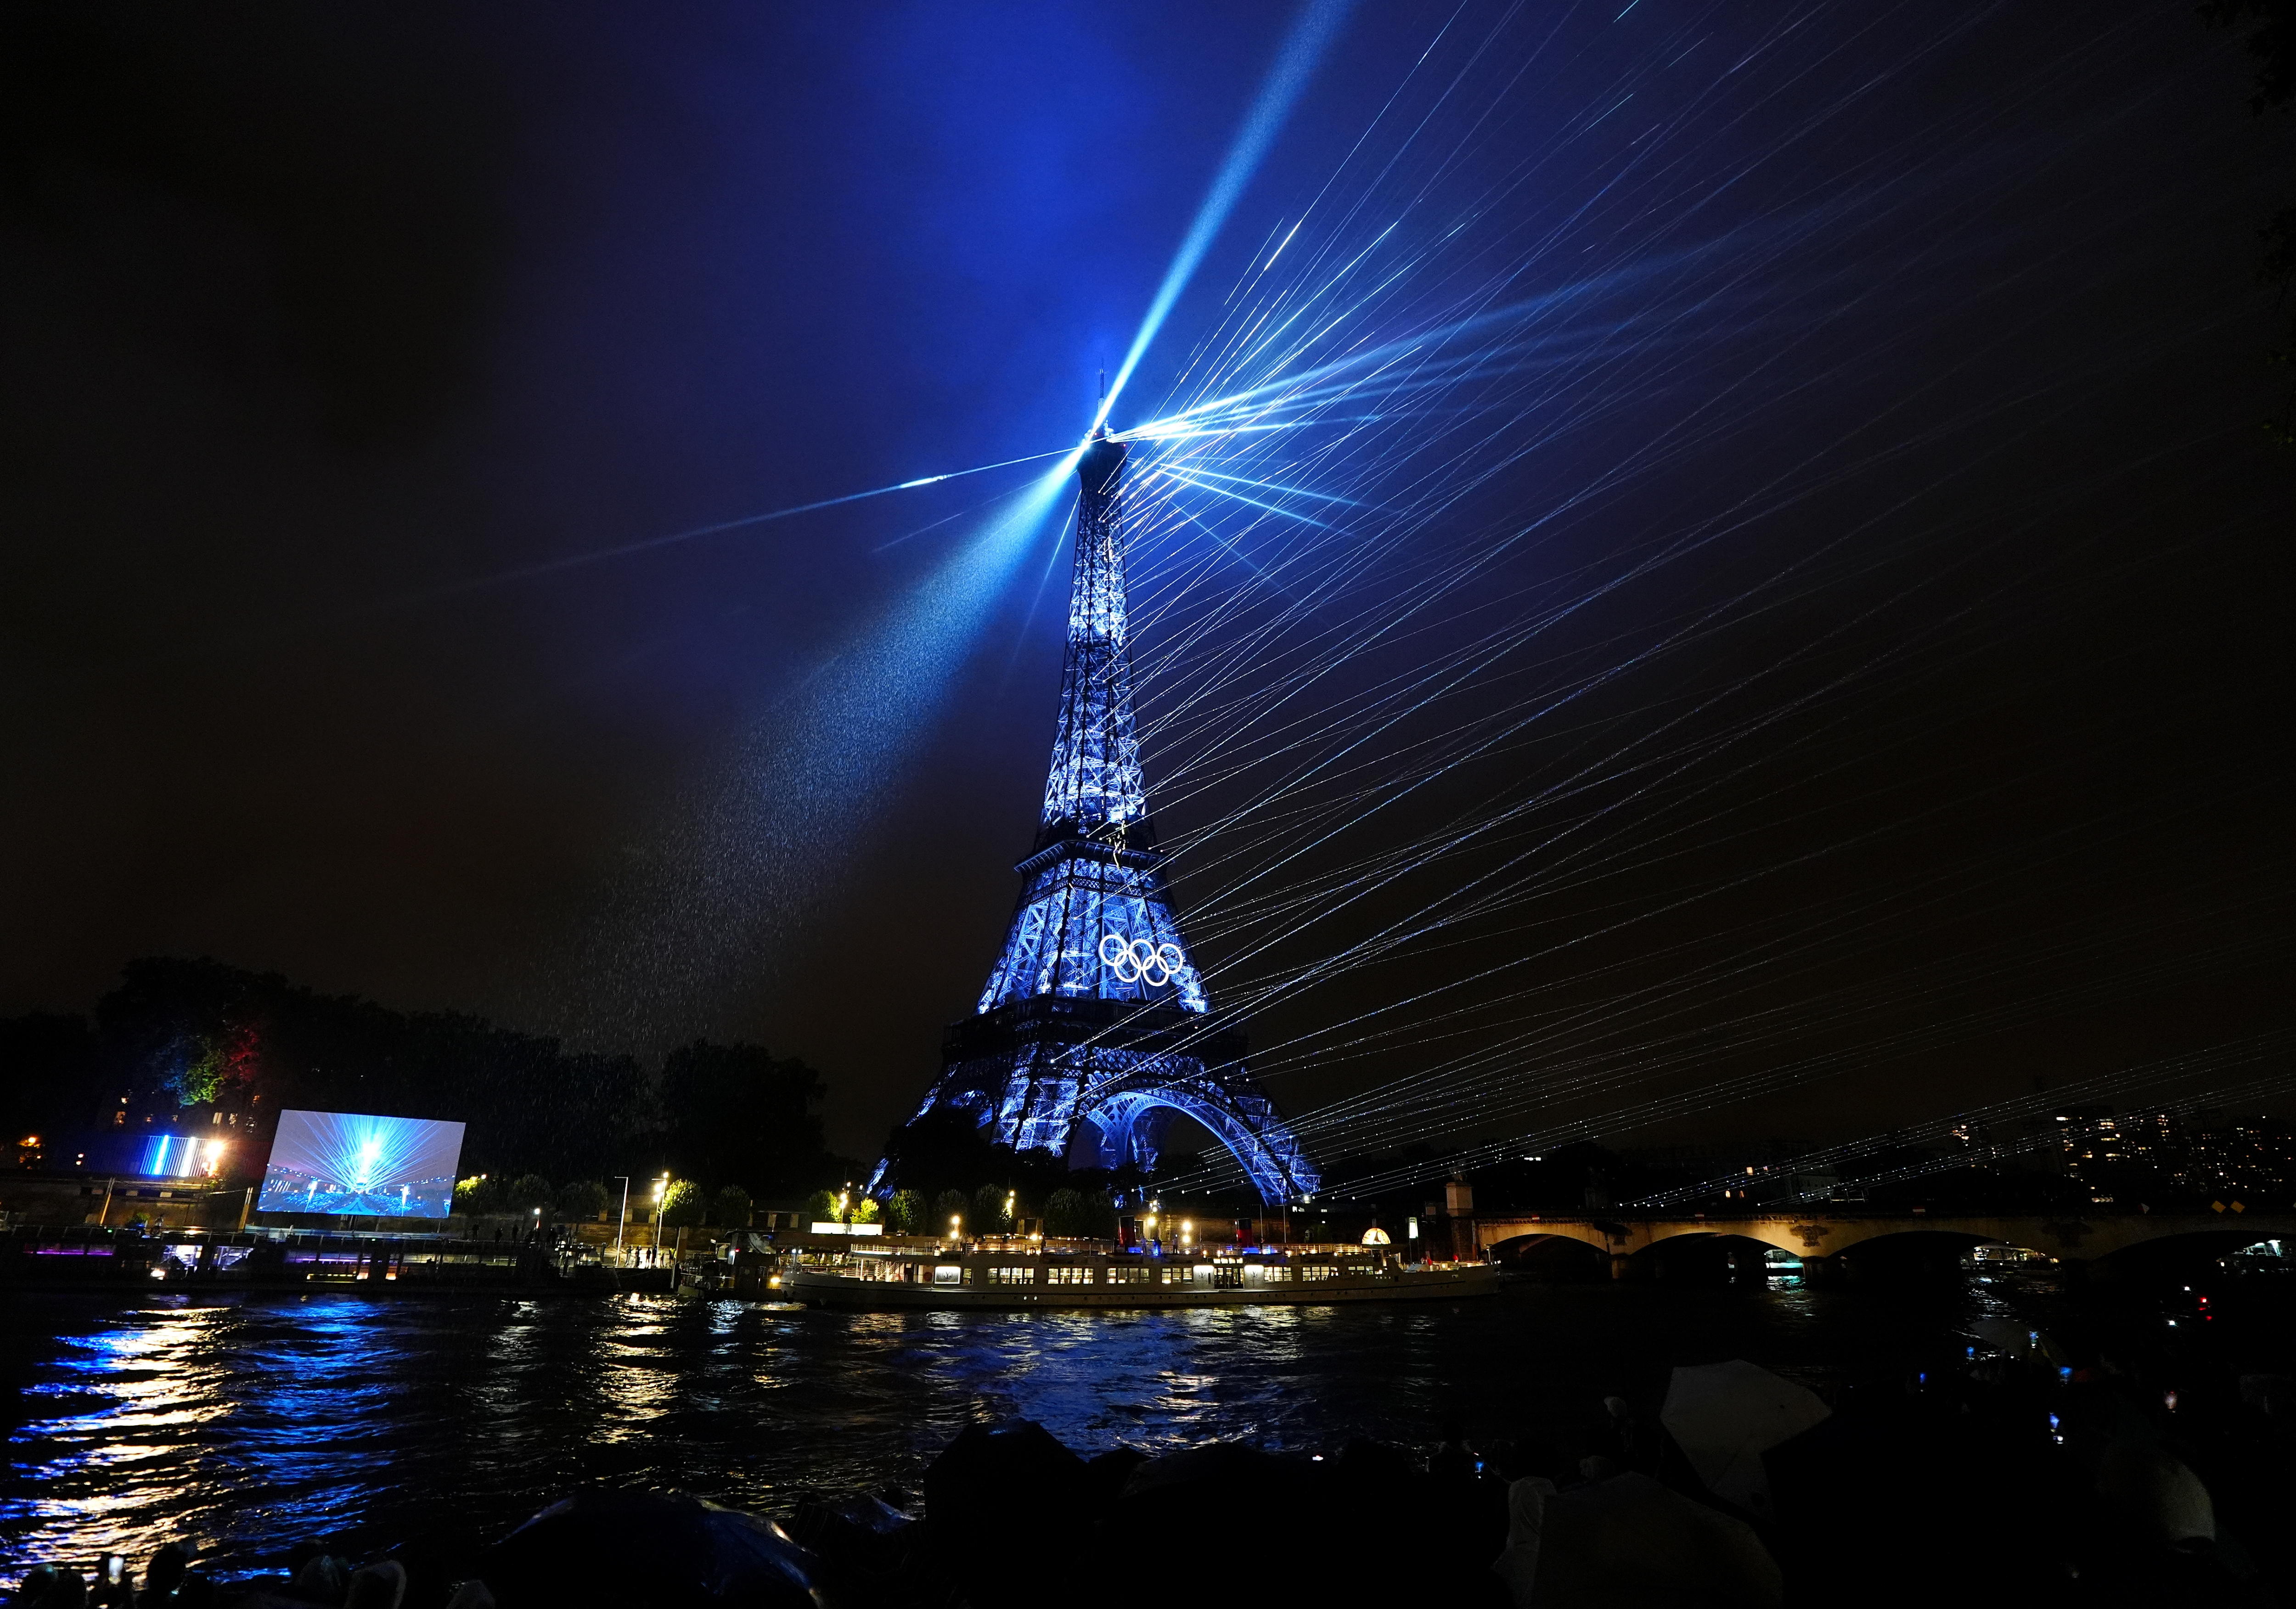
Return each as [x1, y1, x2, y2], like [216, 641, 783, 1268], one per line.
[4, 1279, 2003, 1580]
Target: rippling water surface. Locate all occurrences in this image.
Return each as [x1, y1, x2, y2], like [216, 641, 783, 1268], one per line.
[3, 1278, 2025, 1579]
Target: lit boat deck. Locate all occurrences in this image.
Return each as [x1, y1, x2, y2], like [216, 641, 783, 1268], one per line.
[780, 1243, 1499, 1308]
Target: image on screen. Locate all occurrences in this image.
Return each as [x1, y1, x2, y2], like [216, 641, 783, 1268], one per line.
[257, 1109, 466, 1218]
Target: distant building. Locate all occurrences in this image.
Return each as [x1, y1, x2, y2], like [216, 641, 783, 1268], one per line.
[2049, 1106, 2293, 1205]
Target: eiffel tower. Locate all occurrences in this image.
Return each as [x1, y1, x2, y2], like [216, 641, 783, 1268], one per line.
[878, 425, 1318, 1203]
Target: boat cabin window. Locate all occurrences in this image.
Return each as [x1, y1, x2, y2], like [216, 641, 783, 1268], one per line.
[932, 1265, 962, 1285]
[1046, 1265, 1091, 1285]
[1105, 1265, 1150, 1285]
[988, 1265, 1035, 1286]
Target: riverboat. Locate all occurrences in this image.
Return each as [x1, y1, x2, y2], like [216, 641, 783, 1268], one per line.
[781, 1243, 1499, 1309]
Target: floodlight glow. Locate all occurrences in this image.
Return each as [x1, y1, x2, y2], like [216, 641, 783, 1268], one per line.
[1094, 0, 1354, 428]
[257, 1109, 465, 1218]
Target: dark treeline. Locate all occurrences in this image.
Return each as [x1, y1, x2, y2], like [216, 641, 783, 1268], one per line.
[0, 957, 845, 1200]
[871, 1107, 1128, 1237]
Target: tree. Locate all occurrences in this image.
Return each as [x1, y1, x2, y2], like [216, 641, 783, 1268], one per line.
[84, 957, 653, 1182]
[556, 1179, 610, 1221]
[454, 1175, 506, 1214]
[972, 1182, 1013, 1236]
[712, 1184, 752, 1228]
[659, 1179, 705, 1229]
[506, 1174, 553, 1214]
[884, 1188, 926, 1234]
[934, 1188, 968, 1234]
[872, 1104, 1071, 1204]
[1043, 1187, 1117, 1238]
[804, 1188, 839, 1224]
[657, 1040, 837, 1198]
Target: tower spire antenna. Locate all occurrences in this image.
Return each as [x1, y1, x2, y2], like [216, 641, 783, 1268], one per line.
[1096, 367, 1108, 438]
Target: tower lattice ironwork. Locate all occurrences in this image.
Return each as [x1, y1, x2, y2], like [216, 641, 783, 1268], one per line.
[878, 428, 1318, 1204]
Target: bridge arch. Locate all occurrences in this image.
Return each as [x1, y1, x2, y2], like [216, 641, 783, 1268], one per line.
[2082, 1225, 2275, 1273]
[1474, 1211, 2296, 1271]
[1488, 1232, 1610, 1277]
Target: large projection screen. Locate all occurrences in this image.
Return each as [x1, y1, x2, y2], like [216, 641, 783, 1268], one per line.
[258, 1109, 467, 1218]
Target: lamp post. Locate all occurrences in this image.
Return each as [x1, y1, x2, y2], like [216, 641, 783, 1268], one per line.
[612, 1176, 630, 1262]
[651, 1174, 669, 1259]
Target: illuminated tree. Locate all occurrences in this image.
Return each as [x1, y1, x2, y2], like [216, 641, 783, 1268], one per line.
[506, 1174, 553, 1213]
[884, 1189, 926, 1233]
[659, 1178, 705, 1229]
[454, 1175, 505, 1214]
[972, 1182, 1012, 1235]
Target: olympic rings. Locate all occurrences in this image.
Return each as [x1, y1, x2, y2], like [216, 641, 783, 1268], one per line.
[1098, 933, 1187, 988]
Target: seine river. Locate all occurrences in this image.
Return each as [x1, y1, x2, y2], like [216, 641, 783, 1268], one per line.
[2, 1276, 2048, 1580]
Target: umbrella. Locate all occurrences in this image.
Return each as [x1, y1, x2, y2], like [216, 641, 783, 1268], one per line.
[1660, 1360, 1830, 1519]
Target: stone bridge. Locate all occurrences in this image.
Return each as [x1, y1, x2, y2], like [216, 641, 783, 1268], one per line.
[1469, 1210, 2293, 1278]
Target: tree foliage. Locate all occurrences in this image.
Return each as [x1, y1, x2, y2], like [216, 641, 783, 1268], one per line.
[64, 957, 652, 1181]
[934, 1188, 968, 1232]
[454, 1175, 506, 1214]
[1, 961, 862, 1204]
[1042, 1187, 1117, 1238]
[657, 1040, 838, 1200]
[972, 1182, 1013, 1236]
[556, 1178, 610, 1220]
[659, 1178, 705, 1229]
[712, 1184, 752, 1228]
[884, 1189, 926, 1234]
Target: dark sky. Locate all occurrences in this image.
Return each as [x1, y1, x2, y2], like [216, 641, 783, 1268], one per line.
[3, 2, 2289, 1170]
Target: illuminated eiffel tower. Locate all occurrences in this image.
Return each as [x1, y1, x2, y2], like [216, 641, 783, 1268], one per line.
[879, 427, 1318, 1203]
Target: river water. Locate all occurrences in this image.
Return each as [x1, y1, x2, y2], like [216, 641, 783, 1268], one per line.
[1, 1274, 2048, 1581]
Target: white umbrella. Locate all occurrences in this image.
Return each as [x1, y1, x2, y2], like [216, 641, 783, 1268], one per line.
[1660, 1360, 1830, 1519]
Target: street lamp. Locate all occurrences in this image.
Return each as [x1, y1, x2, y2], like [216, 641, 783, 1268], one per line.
[611, 1176, 630, 1262]
[948, 1213, 962, 1243]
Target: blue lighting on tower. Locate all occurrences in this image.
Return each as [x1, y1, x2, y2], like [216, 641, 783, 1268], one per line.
[876, 427, 1317, 1205]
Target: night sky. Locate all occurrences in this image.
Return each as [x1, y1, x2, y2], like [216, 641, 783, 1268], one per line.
[3, 3, 2289, 1172]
